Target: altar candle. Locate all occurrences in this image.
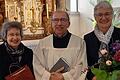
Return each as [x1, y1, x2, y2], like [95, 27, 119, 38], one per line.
[14, 2, 17, 17]
[5, 0, 7, 18]
[46, 3, 49, 19]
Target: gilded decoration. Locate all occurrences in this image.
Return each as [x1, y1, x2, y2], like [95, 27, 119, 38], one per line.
[1, 0, 66, 40]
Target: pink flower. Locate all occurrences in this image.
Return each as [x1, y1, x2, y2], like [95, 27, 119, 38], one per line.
[113, 50, 120, 62]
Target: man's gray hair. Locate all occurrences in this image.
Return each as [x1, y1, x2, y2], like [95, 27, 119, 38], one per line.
[94, 1, 113, 13]
[52, 11, 70, 21]
[1, 21, 23, 41]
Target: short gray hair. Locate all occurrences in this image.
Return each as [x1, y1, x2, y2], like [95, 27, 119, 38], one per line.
[1, 21, 23, 41]
[94, 1, 113, 14]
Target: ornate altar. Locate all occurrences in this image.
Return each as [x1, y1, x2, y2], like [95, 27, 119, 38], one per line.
[0, 0, 5, 31]
[0, 0, 66, 40]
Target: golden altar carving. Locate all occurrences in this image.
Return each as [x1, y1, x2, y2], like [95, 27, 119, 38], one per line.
[3, 0, 66, 40]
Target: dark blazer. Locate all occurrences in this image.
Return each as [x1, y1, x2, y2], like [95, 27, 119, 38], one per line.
[0, 43, 34, 80]
[84, 27, 120, 80]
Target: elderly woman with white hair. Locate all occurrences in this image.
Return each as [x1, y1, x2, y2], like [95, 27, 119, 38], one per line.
[0, 21, 34, 80]
[84, 1, 120, 80]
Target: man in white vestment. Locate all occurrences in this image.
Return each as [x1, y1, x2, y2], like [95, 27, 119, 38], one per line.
[33, 11, 87, 80]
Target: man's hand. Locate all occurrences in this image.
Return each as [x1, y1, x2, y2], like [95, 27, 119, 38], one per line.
[50, 72, 64, 80]
[56, 67, 64, 73]
[92, 76, 96, 80]
[49, 67, 64, 80]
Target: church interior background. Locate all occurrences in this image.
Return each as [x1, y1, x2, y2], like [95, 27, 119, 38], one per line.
[0, 0, 120, 41]
[0, 0, 66, 40]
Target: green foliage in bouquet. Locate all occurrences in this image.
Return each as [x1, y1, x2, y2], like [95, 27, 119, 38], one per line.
[91, 42, 120, 80]
[0, 77, 3, 80]
[91, 67, 120, 80]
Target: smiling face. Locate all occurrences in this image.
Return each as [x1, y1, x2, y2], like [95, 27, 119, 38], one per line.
[94, 1, 113, 33]
[52, 11, 70, 37]
[6, 28, 21, 49]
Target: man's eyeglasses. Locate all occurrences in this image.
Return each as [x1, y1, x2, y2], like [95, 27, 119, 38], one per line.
[52, 18, 69, 23]
[94, 12, 113, 18]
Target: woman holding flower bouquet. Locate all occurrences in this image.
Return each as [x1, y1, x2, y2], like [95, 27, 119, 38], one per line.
[84, 1, 120, 80]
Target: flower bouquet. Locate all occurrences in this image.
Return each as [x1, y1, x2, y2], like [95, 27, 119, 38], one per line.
[91, 42, 120, 80]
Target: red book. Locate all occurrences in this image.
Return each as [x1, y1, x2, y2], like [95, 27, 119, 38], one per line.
[5, 65, 35, 80]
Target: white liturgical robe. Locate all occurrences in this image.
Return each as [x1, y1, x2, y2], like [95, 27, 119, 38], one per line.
[33, 34, 87, 80]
